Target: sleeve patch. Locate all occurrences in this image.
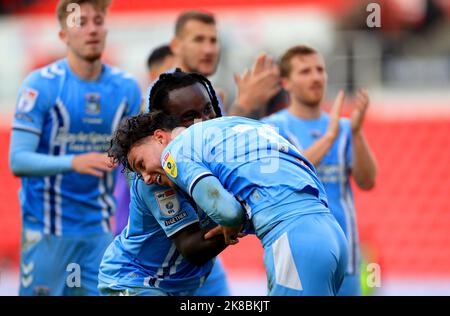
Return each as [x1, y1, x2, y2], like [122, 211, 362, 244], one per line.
[17, 88, 39, 113]
[164, 211, 188, 226]
[154, 189, 180, 216]
[163, 152, 178, 178]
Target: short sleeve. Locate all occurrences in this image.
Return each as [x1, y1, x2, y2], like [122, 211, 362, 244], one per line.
[12, 71, 53, 135]
[161, 134, 213, 197]
[133, 178, 200, 237]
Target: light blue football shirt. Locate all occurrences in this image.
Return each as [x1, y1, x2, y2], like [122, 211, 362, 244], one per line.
[263, 109, 359, 274]
[161, 116, 329, 238]
[12, 58, 141, 236]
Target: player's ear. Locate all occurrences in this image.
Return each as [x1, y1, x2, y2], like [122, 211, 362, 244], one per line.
[280, 77, 291, 91]
[153, 129, 170, 145]
[153, 130, 163, 144]
[58, 29, 68, 45]
[170, 38, 179, 57]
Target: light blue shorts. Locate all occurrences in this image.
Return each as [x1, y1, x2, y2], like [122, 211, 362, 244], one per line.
[19, 229, 112, 296]
[338, 272, 362, 296]
[262, 211, 348, 296]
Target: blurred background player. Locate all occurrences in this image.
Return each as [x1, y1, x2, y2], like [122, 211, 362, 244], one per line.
[170, 10, 218, 79]
[109, 112, 349, 295]
[100, 70, 244, 296]
[8, 0, 141, 295]
[169, 9, 281, 116]
[263, 45, 377, 295]
[147, 44, 175, 83]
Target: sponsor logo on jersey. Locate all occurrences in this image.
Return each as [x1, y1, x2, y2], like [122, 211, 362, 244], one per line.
[164, 211, 188, 226]
[154, 189, 180, 216]
[17, 88, 38, 113]
[14, 113, 34, 123]
[85, 93, 101, 114]
[163, 152, 178, 178]
[310, 129, 322, 139]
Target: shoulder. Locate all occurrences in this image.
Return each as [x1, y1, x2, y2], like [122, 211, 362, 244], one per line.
[104, 64, 140, 91]
[21, 60, 66, 92]
[17, 60, 67, 111]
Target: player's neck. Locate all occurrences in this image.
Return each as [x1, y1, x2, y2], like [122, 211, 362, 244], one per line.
[288, 99, 321, 119]
[67, 53, 103, 81]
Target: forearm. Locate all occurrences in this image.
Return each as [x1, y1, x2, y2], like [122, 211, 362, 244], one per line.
[192, 176, 245, 227]
[228, 102, 259, 118]
[173, 224, 227, 266]
[352, 131, 377, 190]
[302, 133, 336, 167]
[11, 152, 74, 177]
[9, 129, 74, 177]
[228, 92, 268, 119]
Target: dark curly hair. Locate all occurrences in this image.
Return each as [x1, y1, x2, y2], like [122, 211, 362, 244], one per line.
[108, 111, 179, 172]
[148, 68, 222, 117]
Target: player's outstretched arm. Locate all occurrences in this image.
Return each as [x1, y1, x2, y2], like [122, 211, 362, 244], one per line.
[9, 129, 113, 177]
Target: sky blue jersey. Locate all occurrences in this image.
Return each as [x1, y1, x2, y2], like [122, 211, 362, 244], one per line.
[161, 116, 329, 238]
[263, 109, 359, 274]
[98, 177, 214, 293]
[12, 59, 141, 236]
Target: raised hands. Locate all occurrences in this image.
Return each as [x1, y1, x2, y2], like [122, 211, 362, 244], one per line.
[325, 90, 345, 140]
[231, 53, 281, 116]
[351, 88, 370, 134]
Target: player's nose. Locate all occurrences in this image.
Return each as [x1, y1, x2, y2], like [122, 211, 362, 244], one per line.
[203, 42, 216, 54]
[143, 173, 152, 185]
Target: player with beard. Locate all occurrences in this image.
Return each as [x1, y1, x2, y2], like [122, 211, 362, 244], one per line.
[263, 45, 377, 295]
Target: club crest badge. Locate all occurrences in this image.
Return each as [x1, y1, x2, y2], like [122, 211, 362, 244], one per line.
[85, 93, 101, 115]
